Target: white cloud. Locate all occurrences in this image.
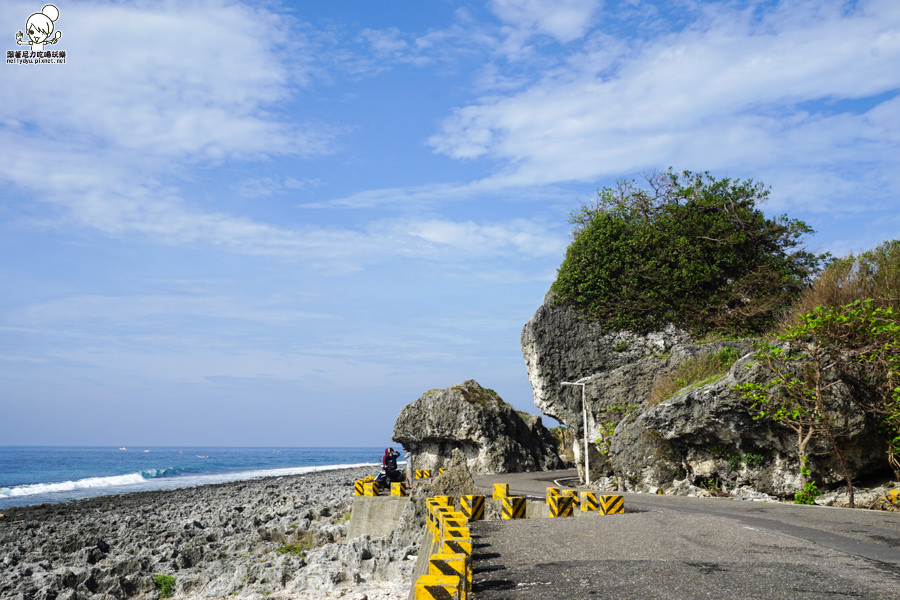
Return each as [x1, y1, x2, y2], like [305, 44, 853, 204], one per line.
[403, 218, 567, 258]
[430, 0, 900, 211]
[1, 2, 330, 162]
[11, 294, 336, 328]
[489, 0, 603, 44]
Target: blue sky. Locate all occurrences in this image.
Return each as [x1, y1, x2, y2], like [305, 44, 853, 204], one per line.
[1, 0, 898, 447]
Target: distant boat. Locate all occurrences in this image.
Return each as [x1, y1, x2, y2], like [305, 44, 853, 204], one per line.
[143, 450, 150, 453]
[119, 447, 127, 450]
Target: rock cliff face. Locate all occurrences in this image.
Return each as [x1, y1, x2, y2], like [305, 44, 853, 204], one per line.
[521, 293, 889, 496]
[392, 380, 564, 474]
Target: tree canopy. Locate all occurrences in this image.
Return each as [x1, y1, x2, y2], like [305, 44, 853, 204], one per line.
[551, 169, 826, 336]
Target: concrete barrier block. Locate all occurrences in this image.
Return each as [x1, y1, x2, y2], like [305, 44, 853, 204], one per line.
[429, 553, 470, 599]
[580, 491, 599, 511]
[549, 494, 574, 517]
[415, 574, 461, 600]
[546, 486, 560, 503]
[502, 496, 526, 519]
[441, 537, 472, 556]
[492, 483, 509, 500]
[599, 494, 625, 514]
[562, 489, 580, 508]
[461, 495, 484, 521]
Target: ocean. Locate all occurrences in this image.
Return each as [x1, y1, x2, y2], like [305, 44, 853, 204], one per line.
[0, 446, 382, 508]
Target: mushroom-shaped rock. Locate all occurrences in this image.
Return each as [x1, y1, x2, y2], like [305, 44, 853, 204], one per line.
[392, 380, 563, 474]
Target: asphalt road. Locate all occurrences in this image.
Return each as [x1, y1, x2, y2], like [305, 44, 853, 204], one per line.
[470, 470, 900, 599]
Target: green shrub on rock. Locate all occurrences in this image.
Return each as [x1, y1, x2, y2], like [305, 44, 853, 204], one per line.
[551, 169, 826, 336]
[153, 574, 176, 599]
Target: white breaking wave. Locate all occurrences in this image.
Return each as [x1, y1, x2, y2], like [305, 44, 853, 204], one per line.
[0, 472, 147, 498]
[0, 462, 377, 500]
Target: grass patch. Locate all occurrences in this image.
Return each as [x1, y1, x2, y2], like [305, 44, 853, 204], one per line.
[276, 532, 315, 558]
[648, 346, 740, 405]
[153, 574, 176, 599]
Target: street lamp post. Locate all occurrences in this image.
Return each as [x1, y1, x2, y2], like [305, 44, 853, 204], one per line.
[561, 376, 591, 485]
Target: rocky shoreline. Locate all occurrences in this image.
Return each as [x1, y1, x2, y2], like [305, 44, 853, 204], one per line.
[0, 466, 416, 600]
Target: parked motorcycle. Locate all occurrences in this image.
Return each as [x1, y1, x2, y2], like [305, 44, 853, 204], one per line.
[373, 466, 404, 489]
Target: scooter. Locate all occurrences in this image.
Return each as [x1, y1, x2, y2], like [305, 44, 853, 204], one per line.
[373, 466, 404, 489]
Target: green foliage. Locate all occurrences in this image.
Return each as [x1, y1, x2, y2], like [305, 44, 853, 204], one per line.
[552, 169, 824, 336]
[782, 239, 900, 327]
[744, 452, 766, 468]
[593, 404, 639, 462]
[594, 422, 617, 456]
[276, 532, 315, 558]
[737, 298, 900, 506]
[794, 458, 820, 505]
[153, 574, 176, 599]
[614, 341, 629, 352]
[648, 346, 741, 404]
[276, 542, 311, 556]
[701, 477, 721, 493]
[709, 445, 742, 470]
[550, 425, 575, 461]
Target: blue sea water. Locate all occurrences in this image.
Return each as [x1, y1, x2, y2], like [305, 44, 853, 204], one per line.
[0, 447, 382, 508]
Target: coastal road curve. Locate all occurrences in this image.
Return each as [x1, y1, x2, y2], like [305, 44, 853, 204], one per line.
[470, 469, 900, 599]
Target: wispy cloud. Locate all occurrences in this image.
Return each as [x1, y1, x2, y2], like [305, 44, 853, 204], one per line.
[11, 294, 336, 328]
[430, 0, 900, 211]
[489, 0, 604, 44]
[1, 2, 331, 162]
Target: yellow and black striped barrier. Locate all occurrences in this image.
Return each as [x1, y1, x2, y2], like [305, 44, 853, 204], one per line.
[562, 489, 580, 509]
[416, 469, 433, 479]
[391, 481, 407, 496]
[580, 491, 599, 511]
[460, 495, 484, 521]
[546, 486, 560, 503]
[441, 536, 472, 557]
[430, 506, 454, 535]
[354, 480, 365, 496]
[429, 553, 471, 600]
[492, 482, 509, 500]
[549, 494, 574, 517]
[439, 468, 446, 475]
[599, 494, 625, 514]
[502, 496, 526, 520]
[363, 481, 379, 497]
[440, 512, 467, 537]
[414, 574, 461, 600]
[443, 525, 471, 540]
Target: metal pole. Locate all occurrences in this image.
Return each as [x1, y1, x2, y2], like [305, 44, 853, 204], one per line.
[561, 378, 591, 485]
[582, 384, 590, 485]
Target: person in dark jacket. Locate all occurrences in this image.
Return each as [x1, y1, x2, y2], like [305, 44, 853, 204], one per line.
[382, 448, 400, 470]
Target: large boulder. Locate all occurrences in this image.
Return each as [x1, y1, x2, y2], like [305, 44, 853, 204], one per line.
[521, 293, 890, 496]
[392, 380, 564, 474]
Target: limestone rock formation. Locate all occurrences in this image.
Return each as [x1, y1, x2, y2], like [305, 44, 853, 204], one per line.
[521, 293, 890, 496]
[392, 380, 564, 474]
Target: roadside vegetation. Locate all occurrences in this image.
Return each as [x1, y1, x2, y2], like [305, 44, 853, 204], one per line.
[738, 241, 900, 507]
[553, 170, 899, 505]
[647, 346, 740, 405]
